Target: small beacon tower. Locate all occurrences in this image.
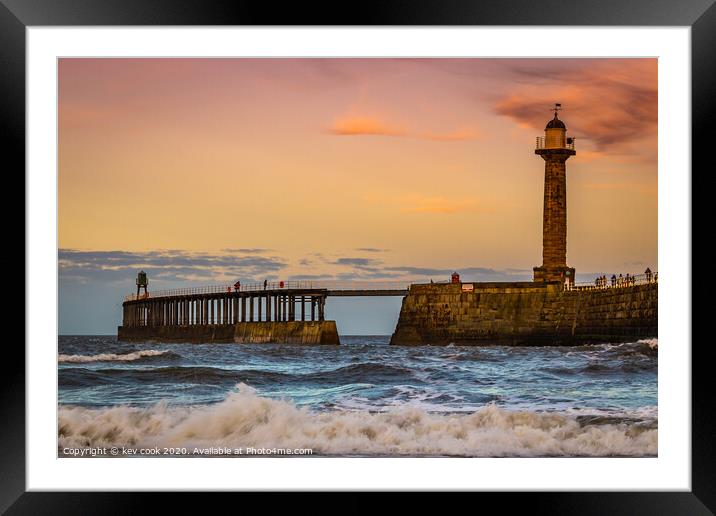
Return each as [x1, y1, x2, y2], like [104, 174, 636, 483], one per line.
[136, 270, 148, 298]
[533, 104, 576, 286]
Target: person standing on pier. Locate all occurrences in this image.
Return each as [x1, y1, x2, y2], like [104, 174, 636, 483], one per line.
[263, 279, 268, 290]
[645, 267, 653, 282]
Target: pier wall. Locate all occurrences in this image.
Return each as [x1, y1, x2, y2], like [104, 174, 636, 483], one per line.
[118, 321, 340, 345]
[390, 282, 657, 346]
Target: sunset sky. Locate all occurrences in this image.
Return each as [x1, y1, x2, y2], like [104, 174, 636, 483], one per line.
[58, 58, 657, 334]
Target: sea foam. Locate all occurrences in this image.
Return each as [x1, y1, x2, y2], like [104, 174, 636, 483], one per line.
[58, 349, 173, 363]
[637, 338, 658, 350]
[58, 383, 657, 457]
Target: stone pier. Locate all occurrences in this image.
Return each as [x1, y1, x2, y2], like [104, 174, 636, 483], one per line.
[390, 281, 657, 346]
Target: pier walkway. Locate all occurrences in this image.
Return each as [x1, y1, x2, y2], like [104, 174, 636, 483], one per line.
[121, 275, 656, 330]
[121, 281, 409, 329]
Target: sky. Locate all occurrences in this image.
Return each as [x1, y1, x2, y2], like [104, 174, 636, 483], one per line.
[58, 58, 658, 334]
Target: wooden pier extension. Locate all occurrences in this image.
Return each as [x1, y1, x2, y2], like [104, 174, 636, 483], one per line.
[118, 288, 339, 344]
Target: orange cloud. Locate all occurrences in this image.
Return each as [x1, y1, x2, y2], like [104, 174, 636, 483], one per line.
[583, 182, 657, 196]
[329, 116, 479, 142]
[330, 116, 405, 136]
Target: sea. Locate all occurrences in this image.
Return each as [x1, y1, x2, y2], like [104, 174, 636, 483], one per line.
[58, 335, 658, 457]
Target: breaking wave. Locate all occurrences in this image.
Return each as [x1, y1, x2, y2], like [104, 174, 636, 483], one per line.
[58, 349, 178, 363]
[58, 383, 657, 457]
[637, 338, 658, 350]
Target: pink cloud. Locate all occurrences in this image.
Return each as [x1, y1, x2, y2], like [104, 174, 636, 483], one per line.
[494, 60, 657, 156]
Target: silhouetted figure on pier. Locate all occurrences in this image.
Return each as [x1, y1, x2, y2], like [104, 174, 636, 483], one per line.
[264, 279, 268, 290]
[234, 281, 241, 292]
[645, 268, 652, 282]
[611, 274, 617, 287]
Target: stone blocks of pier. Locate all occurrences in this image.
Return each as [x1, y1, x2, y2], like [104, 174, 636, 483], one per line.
[390, 282, 657, 346]
[117, 321, 340, 345]
[233, 321, 340, 345]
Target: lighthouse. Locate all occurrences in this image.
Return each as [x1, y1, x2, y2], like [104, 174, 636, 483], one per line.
[533, 104, 576, 286]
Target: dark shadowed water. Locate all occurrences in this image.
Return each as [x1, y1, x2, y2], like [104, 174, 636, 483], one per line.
[58, 335, 657, 457]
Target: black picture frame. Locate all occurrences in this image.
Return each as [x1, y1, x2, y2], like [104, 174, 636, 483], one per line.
[4, 0, 712, 512]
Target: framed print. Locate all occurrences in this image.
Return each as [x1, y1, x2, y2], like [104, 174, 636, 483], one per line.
[5, 0, 713, 512]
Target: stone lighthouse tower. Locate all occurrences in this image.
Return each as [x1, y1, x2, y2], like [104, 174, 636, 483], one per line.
[533, 104, 576, 286]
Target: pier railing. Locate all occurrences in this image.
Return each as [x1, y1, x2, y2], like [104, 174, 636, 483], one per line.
[124, 273, 657, 301]
[569, 272, 657, 291]
[124, 280, 412, 301]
